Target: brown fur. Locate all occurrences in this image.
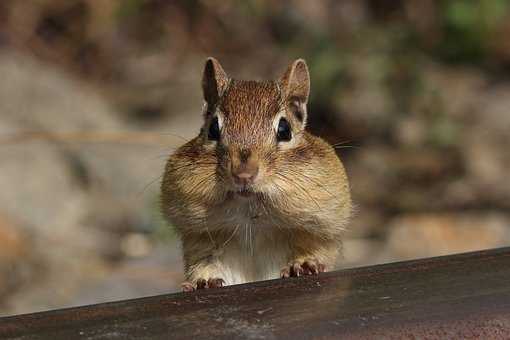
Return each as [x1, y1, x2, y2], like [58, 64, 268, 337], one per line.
[161, 58, 351, 288]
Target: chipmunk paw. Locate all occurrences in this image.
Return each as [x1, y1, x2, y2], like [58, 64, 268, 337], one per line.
[206, 277, 225, 289]
[181, 278, 225, 292]
[281, 259, 325, 278]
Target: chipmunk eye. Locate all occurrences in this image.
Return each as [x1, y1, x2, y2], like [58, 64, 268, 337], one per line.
[208, 116, 220, 141]
[276, 117, 292, 142]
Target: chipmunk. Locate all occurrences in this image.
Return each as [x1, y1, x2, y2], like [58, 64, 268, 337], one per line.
[161, 58, 351, 291]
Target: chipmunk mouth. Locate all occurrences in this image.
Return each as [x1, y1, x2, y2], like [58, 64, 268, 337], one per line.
[228, 185, 256, 198]
[235, 187, 254, 197]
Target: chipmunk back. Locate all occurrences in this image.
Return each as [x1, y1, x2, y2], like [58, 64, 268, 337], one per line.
[161, 58, 351, 290]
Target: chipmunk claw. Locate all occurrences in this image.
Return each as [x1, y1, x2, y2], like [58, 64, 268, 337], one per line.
[281, 259, 325, 278]
[182, 278, 225, 292]
[196, 278, 208, 289]
[280, 267, 291, 278]
[302, 260, 325, 275]
[207, 277, 225, 288]
[181, 281, 195, 292]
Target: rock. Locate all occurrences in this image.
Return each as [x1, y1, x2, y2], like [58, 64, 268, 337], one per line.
[0, 51, 120, 131]
[120, 233, 152, 258]
[0, 52, 127, 314]
[340, 238, 385, 268]
[0, 216, 26, 261]
[0, 49, 195, 315]
[348, 146, 463, 212]
[70, 243, 183, 307]
[383, 213, 510, 261]
[461, 84, 510, 207]
[0, 215, 33, 300]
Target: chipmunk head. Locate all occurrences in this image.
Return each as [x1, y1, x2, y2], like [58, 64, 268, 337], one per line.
[199, 57, 311, 198]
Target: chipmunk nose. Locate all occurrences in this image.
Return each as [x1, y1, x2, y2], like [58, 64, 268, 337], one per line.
[232, 166, 259, 185]
[231, 148, 259, 185]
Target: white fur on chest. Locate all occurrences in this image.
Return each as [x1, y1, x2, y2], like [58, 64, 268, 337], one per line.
[209, 198, 291, 285]
[218, 229, 290, 285]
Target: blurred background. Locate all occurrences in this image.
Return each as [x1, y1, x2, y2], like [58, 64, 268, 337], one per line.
[0, 0, 509, 316]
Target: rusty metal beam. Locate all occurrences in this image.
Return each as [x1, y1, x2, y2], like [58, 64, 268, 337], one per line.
[1, 247, 510, 339]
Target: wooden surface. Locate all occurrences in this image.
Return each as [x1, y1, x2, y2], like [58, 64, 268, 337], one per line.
[1, 247, 510, 339]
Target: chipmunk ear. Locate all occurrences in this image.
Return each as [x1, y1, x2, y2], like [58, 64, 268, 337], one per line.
[202, 57, 229, 109]
[279, 59, 310, 124]
[279, 59, 310, 103]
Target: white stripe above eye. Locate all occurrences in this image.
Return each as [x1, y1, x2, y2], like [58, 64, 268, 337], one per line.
[272, 111, 286, 135]
[204, 110, 224, 149]
[215, 111, 224, 130]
